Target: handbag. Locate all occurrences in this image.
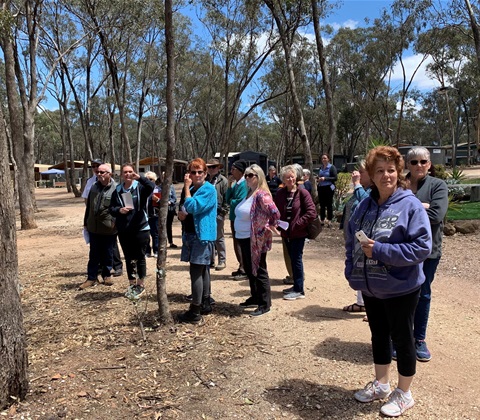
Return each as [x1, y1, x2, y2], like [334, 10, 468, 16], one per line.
[307, 216, 323, 239]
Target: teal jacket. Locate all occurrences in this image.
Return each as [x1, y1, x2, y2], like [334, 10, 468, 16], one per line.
[225, 178, 247, 221]
[183, 181, 217, 242]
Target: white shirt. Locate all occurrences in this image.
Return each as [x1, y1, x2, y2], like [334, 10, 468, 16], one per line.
[234, 195, 253, 239]
[82, 176, 97, 199]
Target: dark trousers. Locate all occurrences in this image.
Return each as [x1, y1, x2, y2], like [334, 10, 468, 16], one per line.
[230, 220, 244, 272]
[167, 209, 176, 244]
[363, 288, 420, 377]
[284, 237, 306, 293]
[87, 233, 116, 280]
[147, 216, 159, 255]
[317, 185, 335, 221]
[190, 263, 210, 306]
[414, 258, 440, 341]
[118, 230, 150, 281]
[238, 238, 271, 309]
[113, 239, 122, 271]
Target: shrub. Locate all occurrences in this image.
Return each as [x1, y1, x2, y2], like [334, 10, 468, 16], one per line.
[334, 172, 351, 212]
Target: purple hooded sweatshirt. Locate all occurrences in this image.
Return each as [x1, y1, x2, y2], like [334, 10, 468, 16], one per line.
[345, 187, 432, 299]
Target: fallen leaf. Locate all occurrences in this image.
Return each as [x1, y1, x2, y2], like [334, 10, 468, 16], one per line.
[51, 373, 62, 380]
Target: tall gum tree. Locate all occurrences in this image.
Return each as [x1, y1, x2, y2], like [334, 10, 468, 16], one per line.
[263, 0, 315, 182]
[0, 104, 28, 410]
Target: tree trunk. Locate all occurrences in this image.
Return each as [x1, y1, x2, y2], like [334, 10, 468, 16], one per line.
[0, 105, 29, 410]
[0, 27, 37, 229]
[264, 0, 315, 198]
[155, 0, 175, 325]
[311, 0, 336, 157]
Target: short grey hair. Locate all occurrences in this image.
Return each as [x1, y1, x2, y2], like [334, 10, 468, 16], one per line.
[99, 164, 112, 173]
[303, 168, 310, 176]
[292, 163, 303, 182]
[406, 147, 430, 163]
[279, 165, 298, 182]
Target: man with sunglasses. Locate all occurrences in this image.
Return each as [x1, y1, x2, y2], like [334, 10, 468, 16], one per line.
[404, 147, 448, 362]
[82, 158, 123, 277]
[80, 164, 118, 289]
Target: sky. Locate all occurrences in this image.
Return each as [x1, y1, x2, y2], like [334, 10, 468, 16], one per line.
[321, 0, 439, 91]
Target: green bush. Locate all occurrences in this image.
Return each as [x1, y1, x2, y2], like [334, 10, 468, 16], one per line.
[334, 172, 351, 212]
[433, 164, 448, 180]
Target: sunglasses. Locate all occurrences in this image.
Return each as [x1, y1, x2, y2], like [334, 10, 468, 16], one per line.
[245, 173, 257, 178]
[409, 159, 429, 166]
[207, 165, 219, 169]
[190, 170, 204, 175]
[92, 165, 100, 169]
[97, 171, 109, 175]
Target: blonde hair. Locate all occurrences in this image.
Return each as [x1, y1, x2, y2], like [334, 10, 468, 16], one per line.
[145, 171, 157, 181]
[245, 164, 271, 196]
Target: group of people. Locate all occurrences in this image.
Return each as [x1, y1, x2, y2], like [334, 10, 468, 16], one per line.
[81, 146, 447, 417]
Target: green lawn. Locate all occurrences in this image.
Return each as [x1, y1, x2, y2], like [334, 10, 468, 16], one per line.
[447, 201, 480, 220]
[461, 178, 480, 184]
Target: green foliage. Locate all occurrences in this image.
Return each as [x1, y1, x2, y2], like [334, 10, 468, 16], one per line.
[447, 201, 480, 220]
[433, 164, 448, 180]
[446, 167, 466, 185]
[333, 172, 351, 212]
[368, 138, 390, 149]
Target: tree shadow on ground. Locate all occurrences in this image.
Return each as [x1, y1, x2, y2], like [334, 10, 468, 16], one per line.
[53, 271, 87, 279]
[74, 290, 125, 301]
[311, 337, 372, 365]
[290, 305, 366, 323]
[264, 378, 382, 419]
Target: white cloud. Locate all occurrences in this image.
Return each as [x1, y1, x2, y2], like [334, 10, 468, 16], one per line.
[390, 54, 441, 91]
[329, 19, 359, 31]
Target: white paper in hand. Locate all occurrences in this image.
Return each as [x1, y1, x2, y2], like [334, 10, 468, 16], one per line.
[277, 220, 289, 231]
[121, 191, 134, 209]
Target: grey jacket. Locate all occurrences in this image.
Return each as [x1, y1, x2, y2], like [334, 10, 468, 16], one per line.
[411, 175, 448, 259]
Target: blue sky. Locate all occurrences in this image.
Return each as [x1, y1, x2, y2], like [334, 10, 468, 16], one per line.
[324, 0, 439, 91]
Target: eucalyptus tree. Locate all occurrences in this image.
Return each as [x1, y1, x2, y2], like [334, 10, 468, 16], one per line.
[384, 0, 434, 146]
[0, 0, 44, 229]
[311, 0, 337, 157]
[418, 24, 477, 166]
[80, 0, 158, 164]
[327, 25, 398, 155]
[40, 0, 100, 194]
[198, 0, 280, 164]
[0, 104, 28, 410]
[263, 0, 316, 179]
[155, 0, 174, 325]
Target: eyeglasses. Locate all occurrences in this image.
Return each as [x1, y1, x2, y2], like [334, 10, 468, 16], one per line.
[409, 159, 429, 166]
[97, 171, 109, 175]
[245, 173, 257, 178]
[190, 170, 204, 175]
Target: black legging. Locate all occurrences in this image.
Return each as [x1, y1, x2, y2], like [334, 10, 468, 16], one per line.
[238, 238, 271, 309]
[317, 185, 335, 221]
[363, 288, 420, 377]
[118, 230, 150, 281]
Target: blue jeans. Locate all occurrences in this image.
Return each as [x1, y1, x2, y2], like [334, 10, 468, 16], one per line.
[147, 216, 159, 255]
[284, 237, 306, 294]
[87, 233, 116, 280]
[414, 258, 440, 341]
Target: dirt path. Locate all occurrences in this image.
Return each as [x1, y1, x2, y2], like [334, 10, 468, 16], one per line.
[7, 188, 480, 419]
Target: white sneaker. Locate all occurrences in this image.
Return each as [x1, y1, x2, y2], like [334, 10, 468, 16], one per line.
[380, 389, 414, 417]
[354, 380, 391, 403]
